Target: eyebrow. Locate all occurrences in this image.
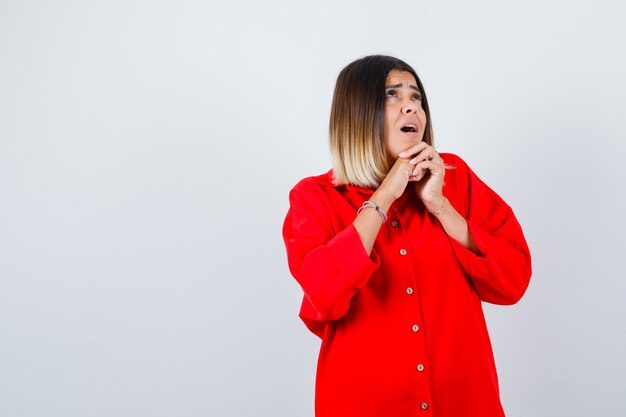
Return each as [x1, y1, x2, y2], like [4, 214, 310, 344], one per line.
[385, 83, 421, 93]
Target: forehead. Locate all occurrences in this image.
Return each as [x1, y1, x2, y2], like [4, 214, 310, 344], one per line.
[386, 70, 417, 86]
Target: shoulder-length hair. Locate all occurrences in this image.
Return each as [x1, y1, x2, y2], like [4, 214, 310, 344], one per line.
[329, 55, 434, 188]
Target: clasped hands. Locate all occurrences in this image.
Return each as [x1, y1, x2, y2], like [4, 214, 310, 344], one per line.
[377, 142, 445, 213]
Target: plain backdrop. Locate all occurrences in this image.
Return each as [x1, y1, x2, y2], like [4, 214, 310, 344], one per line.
[1, 0, 625, 416]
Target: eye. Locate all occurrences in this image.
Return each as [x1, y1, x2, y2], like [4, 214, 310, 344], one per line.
[413, 93, 422, 101]
[385, 89, 397, 97]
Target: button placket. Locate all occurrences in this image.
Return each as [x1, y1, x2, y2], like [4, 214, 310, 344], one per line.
[391, 207, 432, 412]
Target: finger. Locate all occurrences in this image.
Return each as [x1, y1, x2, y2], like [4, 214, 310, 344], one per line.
[411, 164, 427, 179]
[398, 142, 429, 159]
[408, 145, 437, 164]
[412, 160, 442, 179]
[418, 159, 444, 172]
[390, 160, 416, 181]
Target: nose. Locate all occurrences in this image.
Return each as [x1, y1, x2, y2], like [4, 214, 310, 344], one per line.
[402, 102, 419, 114]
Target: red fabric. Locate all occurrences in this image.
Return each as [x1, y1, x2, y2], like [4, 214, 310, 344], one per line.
[282, 153, 532, 417]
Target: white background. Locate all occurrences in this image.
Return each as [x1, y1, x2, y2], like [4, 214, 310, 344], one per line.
[1, 0, 625, 416]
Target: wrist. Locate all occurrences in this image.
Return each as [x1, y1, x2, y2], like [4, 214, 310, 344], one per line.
[370, 188, 394, 213]
[424, 194, 446, 214]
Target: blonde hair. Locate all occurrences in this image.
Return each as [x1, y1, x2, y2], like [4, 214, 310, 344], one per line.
[329, 55, 434, 188]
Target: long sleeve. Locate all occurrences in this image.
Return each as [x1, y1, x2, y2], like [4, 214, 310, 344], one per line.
[282, 180, 380, 337]
[445, 156, 532, 305]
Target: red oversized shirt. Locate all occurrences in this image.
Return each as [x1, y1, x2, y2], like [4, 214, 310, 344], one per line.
[282, 153, 532, 417]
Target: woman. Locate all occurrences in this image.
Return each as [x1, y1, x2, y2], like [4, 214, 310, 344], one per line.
[282, 55, 532, 417]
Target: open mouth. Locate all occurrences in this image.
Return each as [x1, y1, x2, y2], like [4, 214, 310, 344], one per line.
[400, 124, 417, 133]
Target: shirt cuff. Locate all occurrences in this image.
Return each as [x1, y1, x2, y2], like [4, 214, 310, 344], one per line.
[327, 223, 380, 288]
[448, 220, 494, 279]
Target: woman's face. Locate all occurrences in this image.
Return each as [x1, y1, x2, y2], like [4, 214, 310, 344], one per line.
[383, 70, 428, 162]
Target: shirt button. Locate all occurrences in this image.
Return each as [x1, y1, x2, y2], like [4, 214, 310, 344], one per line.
[391, 220, 399, 228]
[420, 402, 429, 410]
[406, 287, 414, 295]
[399, 248, 407, 255]
[416, 364, 425, 372]
[412, 324, 420, 332]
